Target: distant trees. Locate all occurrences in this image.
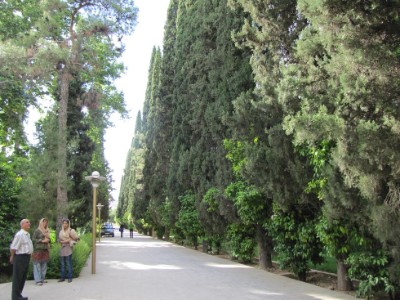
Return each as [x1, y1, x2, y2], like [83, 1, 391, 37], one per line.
[119, 0, 400, 298]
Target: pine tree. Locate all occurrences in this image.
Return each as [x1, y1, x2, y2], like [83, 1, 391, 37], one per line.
[16, 0, 138, 228]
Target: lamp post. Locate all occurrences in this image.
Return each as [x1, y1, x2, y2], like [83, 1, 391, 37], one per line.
[85, 171, 105, 274]
[96, 203, 104, 242]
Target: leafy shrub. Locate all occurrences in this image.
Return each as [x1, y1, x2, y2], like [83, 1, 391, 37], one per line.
[347, 250, 394, 298]
[226, 223, 255, 263]
[176, 191, 203, 249]
[28, 233, 92, 279]
[0, 154, 23, 280]
[310, 255, 337, 274]
[270, 211, 324, 281]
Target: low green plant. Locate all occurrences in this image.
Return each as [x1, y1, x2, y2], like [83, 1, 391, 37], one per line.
[347, 250, 394, 299]
[311, 255, 337, 274]
[270, 211, 324, 281]
[28, 233, 92, 279]
[175, 191, 204, 249]
[226, 223, 256, 263]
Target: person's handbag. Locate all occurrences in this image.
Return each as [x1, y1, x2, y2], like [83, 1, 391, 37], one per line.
[69, 229, 80, 248]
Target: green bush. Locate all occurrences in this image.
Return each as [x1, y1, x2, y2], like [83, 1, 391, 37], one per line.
[176, 192, 204, 249]
[311, 255, 337, 274]
[28, 233, 92, 279]
[347, 250, 394, 298]
[270, 212, 324, 281]
[0, 154, 23, 280]
[226, 223, 256, 263]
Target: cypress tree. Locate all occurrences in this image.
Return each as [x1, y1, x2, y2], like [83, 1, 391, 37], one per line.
[118, 111, 146, 231]
[166, 0, 255, 246]
[279, 1, 400, 295]
[228, 0, 322, 277]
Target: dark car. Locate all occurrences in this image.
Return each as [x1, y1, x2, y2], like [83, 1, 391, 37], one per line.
[101, 223, 115, 237]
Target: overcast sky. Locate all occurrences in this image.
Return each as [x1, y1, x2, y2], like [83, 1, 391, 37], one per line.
[105, 0, 170, 207]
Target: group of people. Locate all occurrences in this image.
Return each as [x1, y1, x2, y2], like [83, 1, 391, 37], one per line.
[119, 223, 134, 238]
[9, 218, 79, 300]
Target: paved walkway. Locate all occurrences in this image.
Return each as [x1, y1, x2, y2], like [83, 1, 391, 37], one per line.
[0, 232, 357, 300]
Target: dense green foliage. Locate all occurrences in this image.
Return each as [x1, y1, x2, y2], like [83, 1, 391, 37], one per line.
[0, 153, 23, 277]
[119, 0, 400, 298]
[0, 0, 137, 278]
[4, 0, 399, 298]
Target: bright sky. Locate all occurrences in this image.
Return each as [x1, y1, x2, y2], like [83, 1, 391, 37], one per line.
[105, 0, 170, 207]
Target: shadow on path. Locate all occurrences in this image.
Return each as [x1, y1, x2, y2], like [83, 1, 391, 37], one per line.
[0, 232, 357, 300]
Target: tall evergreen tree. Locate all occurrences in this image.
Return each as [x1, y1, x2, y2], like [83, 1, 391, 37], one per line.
[148, 0, 179, 238]
[279, 1, 400, 295]
[118, 111, 146, 231]
[20, 75, 111, 230]
[166, 0, 197, 216]
[227, 0, 323, 277]
[0, 0, 43, 153]
[166, 0, 255, 243]
[13, 0, 138, 228]
[143, 47, 165, 234]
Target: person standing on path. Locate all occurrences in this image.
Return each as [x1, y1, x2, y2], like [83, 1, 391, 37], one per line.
[119, 224, 124, 238]
[32, 218, 51, 286]
[58, 219, 79, 283]
[129, 223, 134, 238]
[10, 218, 33, 300]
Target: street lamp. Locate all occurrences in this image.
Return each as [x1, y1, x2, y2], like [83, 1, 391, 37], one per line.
[96, 203, 104, 242]
[85, 171, 106, 274]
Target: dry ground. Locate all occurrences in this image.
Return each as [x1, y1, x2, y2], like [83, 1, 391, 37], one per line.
[268, 266, 357, 298]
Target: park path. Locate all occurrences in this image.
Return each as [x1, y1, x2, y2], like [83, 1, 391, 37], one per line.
[0, 231, 357, 300]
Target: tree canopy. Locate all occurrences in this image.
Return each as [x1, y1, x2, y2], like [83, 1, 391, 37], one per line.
[119, 1, 400, 298]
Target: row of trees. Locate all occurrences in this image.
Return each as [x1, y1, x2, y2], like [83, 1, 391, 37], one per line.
[0, 0, 137, 277]
[118, 0, 400, 298]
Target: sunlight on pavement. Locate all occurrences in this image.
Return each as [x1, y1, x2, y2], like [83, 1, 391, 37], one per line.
[249, 289, 284, 296]
[306, 294, 351, 300]
[205, 262, 252, 269]
[98, 240, 174, 248]
[100, 260, 183, 270]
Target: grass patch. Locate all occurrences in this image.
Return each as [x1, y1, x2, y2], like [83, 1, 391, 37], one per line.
[310, 256, 337, 274]
[270, 253, 337, 274]
[0, 273, 11, 284]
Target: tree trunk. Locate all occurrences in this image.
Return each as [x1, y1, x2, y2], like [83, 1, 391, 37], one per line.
[202, 239, 209, 253]
[337, 258, 353, 291]
[164, 228, 170, 241]
[56, 68, 70, 230]
[255, 224, 273, 269]
[215, 240, 221, 255]
[298, 270, 307, 282]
